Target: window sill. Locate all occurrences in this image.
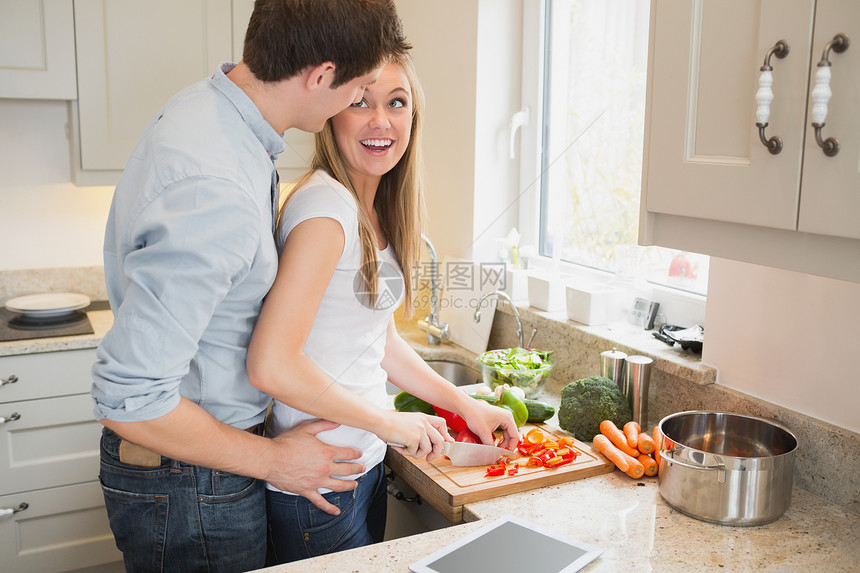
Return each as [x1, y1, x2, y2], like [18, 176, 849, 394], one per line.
[487, 303, 716, 397]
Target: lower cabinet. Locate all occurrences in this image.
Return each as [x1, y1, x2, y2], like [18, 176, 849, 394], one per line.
[0, 349, 121, 572]
[0, 483, 120, 573]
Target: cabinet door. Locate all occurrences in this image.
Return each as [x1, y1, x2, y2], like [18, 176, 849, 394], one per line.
[0, 349, 96, 404]
[73, 0, 233, 172]
[798, 0, 860, 240]
[0, 0, 77, 99]
[0, 481, 121, 573]
[0, 394, 102, 495]
[644, 0, 814, 230]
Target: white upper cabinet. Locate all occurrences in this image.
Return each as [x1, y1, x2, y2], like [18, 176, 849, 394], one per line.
[797, 2, 860, 239]
[641, 0, 860, 282]
[71, 0, 313, 185]
[73, 0, 233, 179]
[0, 0, 77, 99]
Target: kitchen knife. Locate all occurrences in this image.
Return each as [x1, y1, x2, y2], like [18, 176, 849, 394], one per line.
[441, 441, 514, 467]
[387, 441, 515, 466]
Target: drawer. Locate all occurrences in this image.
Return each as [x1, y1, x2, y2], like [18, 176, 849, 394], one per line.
[0, 394, 102, 495]
[0, 349, 97, 404]
[0, 481, 121, 573]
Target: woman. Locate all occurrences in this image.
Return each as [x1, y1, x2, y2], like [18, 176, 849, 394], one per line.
[247, 54, 518, 563]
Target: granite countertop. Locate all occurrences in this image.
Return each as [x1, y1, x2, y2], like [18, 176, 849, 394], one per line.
[253, 469, 859, 572]
[3, 274, 858, 572]
[251, 318, 860, 572]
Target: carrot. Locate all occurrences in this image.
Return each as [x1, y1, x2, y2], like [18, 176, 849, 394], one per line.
[599, 420, 639, 458]
[623, 421, 640, 449]
[637, 432, 656, 455]
[593, 434, 645, 479]
[652, 425, 662, 471]
[638, 453, 658, 476]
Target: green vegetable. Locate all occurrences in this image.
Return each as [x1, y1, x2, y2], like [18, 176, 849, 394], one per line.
[500, 389, 529, 427]
[470, 394, 555, 423]
[557, 376, 632, 441]
[477, 347, 554, 398]
[393, 391, 435, 415]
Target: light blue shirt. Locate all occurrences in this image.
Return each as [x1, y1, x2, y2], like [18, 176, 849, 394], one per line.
[92, 63, 284, 428]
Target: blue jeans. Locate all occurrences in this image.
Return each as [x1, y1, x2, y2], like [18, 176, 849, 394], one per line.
[265, 462, 387, 564]
[99, 428, 267, 572]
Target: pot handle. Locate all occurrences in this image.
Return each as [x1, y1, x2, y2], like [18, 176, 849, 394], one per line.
[661, 449, 727, 483]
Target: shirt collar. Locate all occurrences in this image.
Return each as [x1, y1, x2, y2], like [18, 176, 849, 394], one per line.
[211, 63, 286, 161]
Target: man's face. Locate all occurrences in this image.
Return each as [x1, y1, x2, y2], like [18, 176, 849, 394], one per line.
[305, 65, 385, 133]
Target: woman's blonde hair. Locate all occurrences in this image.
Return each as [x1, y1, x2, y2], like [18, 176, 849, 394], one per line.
[286, 53, 426, 315]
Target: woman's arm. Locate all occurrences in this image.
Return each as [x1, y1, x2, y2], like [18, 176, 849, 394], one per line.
[247, 217, 448, 460]
[381, 318, 520, 449]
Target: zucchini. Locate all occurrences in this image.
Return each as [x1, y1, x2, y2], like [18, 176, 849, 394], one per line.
[469, 394, 555, 423]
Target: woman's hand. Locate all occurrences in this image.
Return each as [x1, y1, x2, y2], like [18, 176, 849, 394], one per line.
[381, 411, 451, 462]
[459, 398, 520, 449]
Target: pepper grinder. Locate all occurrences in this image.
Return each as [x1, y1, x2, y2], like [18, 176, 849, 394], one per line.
[600, 348, 627, 392]
[624, 355, 653, 428]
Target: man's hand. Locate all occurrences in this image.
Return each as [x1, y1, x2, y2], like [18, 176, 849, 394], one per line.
[264, 419, 364, 515]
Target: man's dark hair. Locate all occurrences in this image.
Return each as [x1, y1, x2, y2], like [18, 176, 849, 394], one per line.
[243, 0, 410, 87]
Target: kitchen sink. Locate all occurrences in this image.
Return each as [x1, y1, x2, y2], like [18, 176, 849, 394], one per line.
[386, 360, 481, 395]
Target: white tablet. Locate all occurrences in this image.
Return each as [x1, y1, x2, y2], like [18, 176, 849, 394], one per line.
[409, 515, 602, 573]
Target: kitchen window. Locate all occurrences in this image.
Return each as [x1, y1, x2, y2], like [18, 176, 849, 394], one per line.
[518, 0, 709, 324]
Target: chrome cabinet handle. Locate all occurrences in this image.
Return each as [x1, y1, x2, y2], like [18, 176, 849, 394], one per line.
[0, 503, 29, 517]
[755, 40, 789, 154]
[1, 374, 18, 387]
[0, 412, 21, 424]
[811, 33, 849, 157]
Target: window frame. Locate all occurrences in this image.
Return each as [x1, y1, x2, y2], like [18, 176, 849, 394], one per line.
[516, 0, 707, 328]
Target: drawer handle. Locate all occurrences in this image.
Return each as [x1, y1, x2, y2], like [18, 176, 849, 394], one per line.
[1, 374, 17, 387]
[754, 40, 789, 155]
[0, 412, 21, 424]
[811, 33, 849, 157]
[0, 503, 29, 517]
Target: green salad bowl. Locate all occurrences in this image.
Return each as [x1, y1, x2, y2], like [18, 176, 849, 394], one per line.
[477, 347, 554, 399]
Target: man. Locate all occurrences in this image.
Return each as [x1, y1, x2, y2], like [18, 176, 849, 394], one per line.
[91, 1, 410, 570]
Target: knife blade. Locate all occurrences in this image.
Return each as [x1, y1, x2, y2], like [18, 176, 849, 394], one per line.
[442, 441, 514, 467]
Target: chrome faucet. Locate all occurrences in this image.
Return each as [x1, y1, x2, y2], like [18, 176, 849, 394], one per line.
[417, 234, 449, 345]
[474, 290, 524, 348]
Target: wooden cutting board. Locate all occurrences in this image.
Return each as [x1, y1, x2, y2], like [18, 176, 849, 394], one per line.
[384, 423, 614, 522]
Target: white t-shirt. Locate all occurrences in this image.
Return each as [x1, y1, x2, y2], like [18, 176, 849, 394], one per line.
[267, 170, 405, 494]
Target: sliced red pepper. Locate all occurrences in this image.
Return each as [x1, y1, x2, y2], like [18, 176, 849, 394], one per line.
[508, 465, 519, 476]
[525, 456, 543, 468]
[485, 464, 506, 477]
[544, 455, 574, 468]
[536, 449, 556, 465]
[432, 406, 468, 433]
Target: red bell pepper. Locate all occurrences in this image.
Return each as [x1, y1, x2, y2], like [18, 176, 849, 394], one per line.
[485, 464, 506, 477]
[544, 455, 573, 468]
[432, 406, 468, 433]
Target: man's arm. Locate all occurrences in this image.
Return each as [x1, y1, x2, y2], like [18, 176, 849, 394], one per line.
[102, 397, 364, 515]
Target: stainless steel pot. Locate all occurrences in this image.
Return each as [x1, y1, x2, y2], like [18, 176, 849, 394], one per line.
[656, 411, 798, 526]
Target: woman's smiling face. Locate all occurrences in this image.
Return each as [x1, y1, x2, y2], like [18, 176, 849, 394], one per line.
[331, 62, 413, 188]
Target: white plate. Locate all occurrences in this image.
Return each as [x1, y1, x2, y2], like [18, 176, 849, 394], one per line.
[4, 293, 91, 318]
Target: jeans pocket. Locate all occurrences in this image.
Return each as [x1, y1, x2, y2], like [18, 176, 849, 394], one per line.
[266, 488, 359, 562]
[198, 474, 267, 571]
[100, 481, 169, 572]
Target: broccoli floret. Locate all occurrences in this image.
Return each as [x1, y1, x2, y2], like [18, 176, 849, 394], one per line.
[558, 376, 632, 441]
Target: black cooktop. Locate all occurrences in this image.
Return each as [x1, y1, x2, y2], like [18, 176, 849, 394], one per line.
[0, 300, 110, 343]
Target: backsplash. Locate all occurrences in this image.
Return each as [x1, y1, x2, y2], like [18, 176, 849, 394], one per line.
[485, 305, 860, 515]
[0, 266, 107, 303]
